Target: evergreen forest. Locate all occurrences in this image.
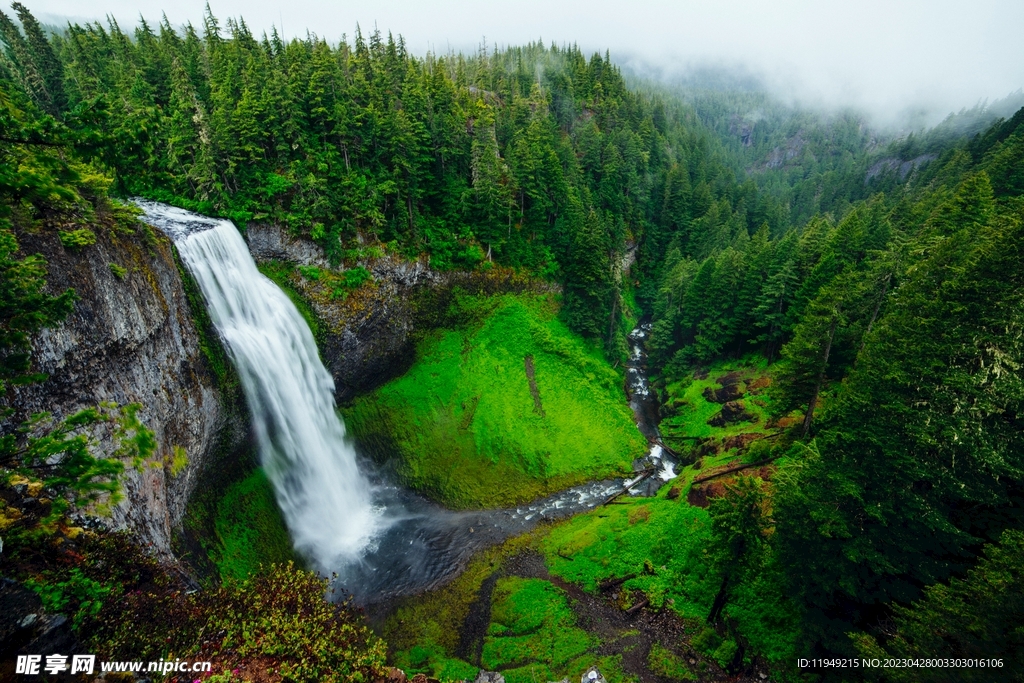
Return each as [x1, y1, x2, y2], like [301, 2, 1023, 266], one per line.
[1, 3, 1022, 681]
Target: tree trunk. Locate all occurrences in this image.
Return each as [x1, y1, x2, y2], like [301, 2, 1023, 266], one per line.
[801, 315, 838, 438]
[707, 574, 730, 623]
[857, 273, 891, 358]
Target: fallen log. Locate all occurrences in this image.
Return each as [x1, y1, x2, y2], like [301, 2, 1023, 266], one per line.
[691, 455, 780, 485]
[625, 598, 649, 615]
[602, 469, 656, 505]
[598, 573, 637, 592]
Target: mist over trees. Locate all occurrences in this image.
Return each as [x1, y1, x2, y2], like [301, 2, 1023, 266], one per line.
[2, 3, 1023, 677]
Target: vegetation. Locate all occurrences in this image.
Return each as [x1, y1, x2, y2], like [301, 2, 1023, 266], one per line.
[2, 2, 1023, 680]
[214, 468, 297, 581]
[343, 293, 644, 507]
[0, 23, 391, 679]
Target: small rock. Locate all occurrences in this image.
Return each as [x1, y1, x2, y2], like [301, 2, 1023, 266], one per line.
[19, 613, 38, 628]
[580, 667, 606, 683]
[474, 671, 505, 683]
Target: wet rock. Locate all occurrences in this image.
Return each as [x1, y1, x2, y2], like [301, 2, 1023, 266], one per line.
[474, 671, 506, 683]
[6, 223, 240, 559]
[702, 383, 744, 403]
[376, 667, 407, 683]
[246, 223, 556, 403]
[708, 401, 756, 427]
[0, 578, 79, 661]
[718, 371, 743, 387]
[580, 666, 607, 683]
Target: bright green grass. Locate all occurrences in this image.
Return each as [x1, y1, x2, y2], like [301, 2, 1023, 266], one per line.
[343, 294, 645, 508]
[213, 468, 296, 581]
[541, 492, 716, 619]
[483, 577, 627, 683]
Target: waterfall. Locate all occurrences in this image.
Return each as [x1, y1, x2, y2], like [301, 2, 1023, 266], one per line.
[137, 201, 383, 572]
[138, 200, 652, 601]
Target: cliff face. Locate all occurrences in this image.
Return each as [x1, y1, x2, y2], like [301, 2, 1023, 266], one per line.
[6, 224, 230, 559]
[246, 224, 557, 403]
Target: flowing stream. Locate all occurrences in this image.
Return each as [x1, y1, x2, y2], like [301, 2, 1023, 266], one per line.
[139, 201, 652, 601]
[625, 320, 677, 493]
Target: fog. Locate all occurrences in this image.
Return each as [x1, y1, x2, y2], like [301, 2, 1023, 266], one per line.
[28, 0, 1024, 128]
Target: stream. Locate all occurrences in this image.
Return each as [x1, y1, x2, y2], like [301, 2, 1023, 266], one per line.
[139, 201, 674, 603]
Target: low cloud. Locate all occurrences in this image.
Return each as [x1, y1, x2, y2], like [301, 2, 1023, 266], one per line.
[31, 0, 1024, 126]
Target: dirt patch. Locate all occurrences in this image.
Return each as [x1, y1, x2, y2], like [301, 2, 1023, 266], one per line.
[687, 480, 730, 508]
[747, 376, 770, 392]
[721, 433, 762, 452]
[524, 355, 546, 417]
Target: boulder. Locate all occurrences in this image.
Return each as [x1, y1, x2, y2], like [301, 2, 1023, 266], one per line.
[702, 383, 744, 403]
[722, 433, 763, 452]
[708, 401, 756, 427]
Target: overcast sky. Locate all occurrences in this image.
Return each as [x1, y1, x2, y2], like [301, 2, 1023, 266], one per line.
[29, 0, 1024, 126]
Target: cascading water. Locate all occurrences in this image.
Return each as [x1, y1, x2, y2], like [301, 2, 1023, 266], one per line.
[625, 320, 678, 492]
[137, 201, 385, 572]
[140, 200, 660, 601]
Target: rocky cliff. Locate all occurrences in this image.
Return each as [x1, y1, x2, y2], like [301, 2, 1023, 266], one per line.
[5, 222, 235, 559]
[246, 223, 557, 402]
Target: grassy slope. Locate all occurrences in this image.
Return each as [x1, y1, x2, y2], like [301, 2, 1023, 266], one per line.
[385, 357, 801, 677]
[343, 293, 645, 509]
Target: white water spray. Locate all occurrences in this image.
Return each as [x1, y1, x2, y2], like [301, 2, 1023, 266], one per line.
[137, 202, 383, 571]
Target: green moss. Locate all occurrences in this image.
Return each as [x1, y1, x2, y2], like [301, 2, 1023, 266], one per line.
[482, 577, 594, 683]
[213, 469, 296, 581]
[343, 294, 645, 508]
[658, 358, 774, 450]
[541, 495, 715, 619]
[647, 643, 696, 681]
[58, 227, 97, 250]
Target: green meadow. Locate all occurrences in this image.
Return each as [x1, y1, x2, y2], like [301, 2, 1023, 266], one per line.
[342, 293, 645, 508]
